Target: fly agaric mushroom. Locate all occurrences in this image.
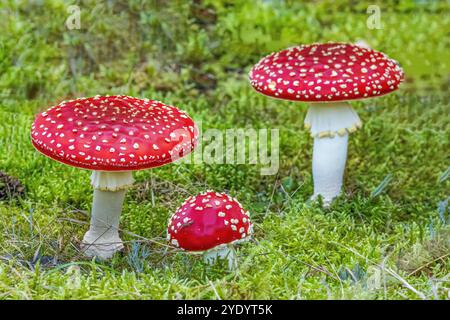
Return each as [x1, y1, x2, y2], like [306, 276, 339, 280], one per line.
[31, 95, 198, 259]
[167, 191, 253, 269]
[249, 43, 404, 205]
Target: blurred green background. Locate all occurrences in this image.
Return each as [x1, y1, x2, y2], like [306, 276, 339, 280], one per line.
[0, 0, 448, 299]
[1, 0, 449, 109]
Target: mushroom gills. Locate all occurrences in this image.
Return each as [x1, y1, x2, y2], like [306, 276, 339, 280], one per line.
[81, 171, 134, 259]
[203, 245, 237, 270]
[304, 102, 362, 138]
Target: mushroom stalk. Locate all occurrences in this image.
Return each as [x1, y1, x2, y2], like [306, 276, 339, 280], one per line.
[203, 245, 237, 270]
[312, 134, 348, 205]
[305, 102, 361, 205]
[81, 171, 134, 259]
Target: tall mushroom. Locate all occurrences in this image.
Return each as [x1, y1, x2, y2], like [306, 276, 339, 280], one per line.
[167, 191, 253, 269]
[31, 95, 198, 259]
[249, 43, 404, 205]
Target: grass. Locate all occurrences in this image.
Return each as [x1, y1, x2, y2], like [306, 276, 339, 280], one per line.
[0, 0, 449, 299]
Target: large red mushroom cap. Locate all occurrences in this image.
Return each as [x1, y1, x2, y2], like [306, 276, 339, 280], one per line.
[31, 95, 198, 171]
[249, 42, 404, 102]
[167, 191, 253, 252]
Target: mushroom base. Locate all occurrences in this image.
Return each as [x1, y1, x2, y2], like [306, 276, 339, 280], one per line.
[81, 229, 124, 260]
[311, 133, 348, 206]
[203, 245, 237, 270]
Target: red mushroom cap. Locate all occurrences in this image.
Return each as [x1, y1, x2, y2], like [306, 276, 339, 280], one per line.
[249, 42, 404, 102]
[167, 191, 253, 252]
[31, 95, 198, 171]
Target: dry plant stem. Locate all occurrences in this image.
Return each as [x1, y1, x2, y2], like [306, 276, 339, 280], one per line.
[81, 171, 134, 260]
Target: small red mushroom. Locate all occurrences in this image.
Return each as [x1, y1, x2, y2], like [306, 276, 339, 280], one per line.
[167, 191, 253, 269]
[31, 95, 198, 259]
[249, 42, 404, 205]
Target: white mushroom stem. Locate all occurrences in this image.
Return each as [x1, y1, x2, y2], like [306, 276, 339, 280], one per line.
[312, 134, 348, 205]
[203, 245, 237, 270]
[304, 102, 362, 206]
[81, 171, 134, 259]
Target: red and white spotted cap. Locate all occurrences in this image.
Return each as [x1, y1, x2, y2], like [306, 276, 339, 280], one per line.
[167, 191, 253, 252]
[31, 95, 198, 171]
[249, 42, 404, 102]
